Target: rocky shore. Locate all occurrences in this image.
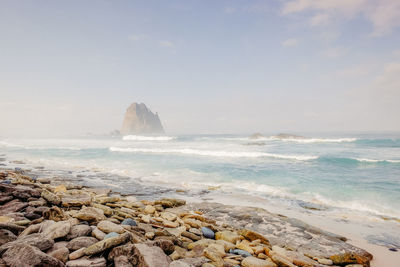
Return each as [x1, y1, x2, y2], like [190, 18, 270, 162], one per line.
[0, 166, 373, 267]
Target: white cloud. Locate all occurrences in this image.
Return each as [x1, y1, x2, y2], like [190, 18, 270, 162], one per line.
[321, 46, 348, 58]
[159, 40, 174, 48]
[282, 38, 299, 47]
[128, 34, 146, 41]
[282, 0, 400, 37]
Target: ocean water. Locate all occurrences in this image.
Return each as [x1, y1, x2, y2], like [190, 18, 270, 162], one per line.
[1, 133, 400, 247]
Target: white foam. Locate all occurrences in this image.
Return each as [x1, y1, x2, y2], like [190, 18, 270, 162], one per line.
[109, 147, 317, 161]
[354, 158, 400, 163]
[200, 136, 357, 143]
[122, 135, 176, 141]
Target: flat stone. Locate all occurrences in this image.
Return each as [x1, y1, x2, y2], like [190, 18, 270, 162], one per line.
[67, 236, 98, 251]
[147, 239, 175, 255]
[230, 249, 252, 257]
[91, 226, 106, 240]
[161, 211, 177, 221]
[0, 199, 28, 216]
[92, 203, 113, 216]
[241, 256, 277, 267]
[3, 243, 64, 267]
[155, 198, 186, 208]
[68, 247, 86, 260]
[66, 257, 106, 267]
[182, 231, 201, 241]
[73, 206, 106, 222]
[66, 224, 92, 240]
[130, 243, 171, 267]
[41, 220, 71, 239]
[62, 192, 91, 207]
[0, 222, 25, 235]
[238, 229, 271, 247]
[47, 246, 69, 263]
[114, 255, 133, 267]
[97, 220, 124, 234]
[0, 233, 54, 255]
[85, 232, 130, 255]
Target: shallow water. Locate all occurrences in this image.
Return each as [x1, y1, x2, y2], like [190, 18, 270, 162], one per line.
[1, 133, 400, 248]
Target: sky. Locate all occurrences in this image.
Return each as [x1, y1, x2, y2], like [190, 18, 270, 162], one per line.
[1, 0, 400, 136]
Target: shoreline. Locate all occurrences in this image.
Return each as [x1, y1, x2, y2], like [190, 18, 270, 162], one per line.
[0, 161, 382, 266]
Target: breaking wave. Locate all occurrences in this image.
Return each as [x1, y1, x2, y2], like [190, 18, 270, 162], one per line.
[109, 147, 317, 161]
[122, 135, 176, 141]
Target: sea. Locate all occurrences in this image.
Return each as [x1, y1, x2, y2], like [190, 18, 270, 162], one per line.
[1, 133, 400, 250]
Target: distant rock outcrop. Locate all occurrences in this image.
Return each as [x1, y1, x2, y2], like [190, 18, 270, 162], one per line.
[120, 103, 165, 135]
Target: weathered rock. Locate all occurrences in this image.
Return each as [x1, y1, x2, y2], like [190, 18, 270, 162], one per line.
[43, 206, 66, 221]
[2, 244, 64, 267]
[0, 199, 28, 215]
[0, 222, 24, 234]
[130, 243, 171, 267]
[62, 192, 91, 207]
[270, 254, 296, 267]
[67, 236, 98, 251]
[147, 239, 175, 255]
[94, 196, 120, 204]
[330, 252, 373, 266]
[0, 233, 54, 255]
[73, 206, 106, 222]
[41, 220, 71, 239]
[0, 229, 16, 246]
[203, 247, 224, 267]
[161, 211, 177, 221]
[241, 256, 277, 267]
[182, 231, 201, 241]
[66, 257, 106, 267]
[97, 220, 124, 234]
[114, 255, 133, 267]
[67, 224, 92, 240]
[166, 226, 186, 237]
[47, 246, 69, 263]
[85, 232, 130, 255]
[144, 205, 156, 214]
[41, 189, 61, 205]
[236, 240, 254, 254]
[92, 203, 113, 216]
[216, 240, 235, 252]
[215, 231, 240, 244]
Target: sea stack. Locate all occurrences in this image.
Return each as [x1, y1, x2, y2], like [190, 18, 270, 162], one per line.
[120, 103, 165, 135]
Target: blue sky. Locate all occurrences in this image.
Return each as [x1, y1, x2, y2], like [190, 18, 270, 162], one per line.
[1, 0, 400, 136]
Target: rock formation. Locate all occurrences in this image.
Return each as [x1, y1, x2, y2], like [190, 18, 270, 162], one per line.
[120, 103, 164, 135]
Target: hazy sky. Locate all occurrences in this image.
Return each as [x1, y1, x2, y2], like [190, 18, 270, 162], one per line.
[1, 0, 400, 136]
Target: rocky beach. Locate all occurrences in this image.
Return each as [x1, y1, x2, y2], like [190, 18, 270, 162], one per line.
[0, 161, 375, 267]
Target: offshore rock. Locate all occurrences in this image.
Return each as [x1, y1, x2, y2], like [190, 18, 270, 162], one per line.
[120, 103, 164, 135]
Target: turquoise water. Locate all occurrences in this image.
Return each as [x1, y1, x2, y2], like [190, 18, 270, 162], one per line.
[1, 133, 400, 220]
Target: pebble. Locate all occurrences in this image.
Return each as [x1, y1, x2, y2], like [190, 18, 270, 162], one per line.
[230, 249, 252, 257]
[121, 218, 137, 226]
[201, 227, 215, 239]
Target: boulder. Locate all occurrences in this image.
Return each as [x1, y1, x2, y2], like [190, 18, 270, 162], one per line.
[67, 236, 98, 251]
[2, 243, 64, 267]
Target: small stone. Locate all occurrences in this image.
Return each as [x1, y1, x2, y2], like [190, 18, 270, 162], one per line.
[91, 227, 106, 240]
[182, 231, 201, 241]
[155, 198, 186, 208]
[164, 220, 179, 228]
[41, 189, 61, 205]
[0, 229, 17, 246]
[201, 227, 215, 239]
[238, 229, 270, 247]
[230, 249, 252, 257]
[144, 205, 156, 214]
[203, 247, 224, 266]
[121, 218, 137, 226]
[161, 211, 177, 221]
[41, 220, 71, 240]
[236, 240, 254, 254]
[145, 232, 155, 239]
[97, 220, 125, 234]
